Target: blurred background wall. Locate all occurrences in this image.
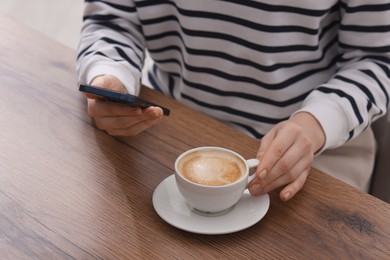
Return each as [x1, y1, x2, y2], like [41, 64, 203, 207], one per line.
[1, 0, 152, 87]
[0, 0, 83, 50]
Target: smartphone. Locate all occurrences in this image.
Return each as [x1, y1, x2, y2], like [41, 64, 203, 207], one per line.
[79, 84, 170, 116]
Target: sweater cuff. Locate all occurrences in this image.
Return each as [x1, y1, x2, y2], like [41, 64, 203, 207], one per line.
[81, 61, 141, 95]
[293, 98, 349, 154]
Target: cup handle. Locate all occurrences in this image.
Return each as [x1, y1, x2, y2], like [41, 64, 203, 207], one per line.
[246, 158, 259, 183]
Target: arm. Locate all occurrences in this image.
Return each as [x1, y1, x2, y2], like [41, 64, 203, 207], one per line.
[77, 1, 163, 136]
[249, 1, 390, 201]
[297, 0, 390, 151]
[77, 0, 145, 95]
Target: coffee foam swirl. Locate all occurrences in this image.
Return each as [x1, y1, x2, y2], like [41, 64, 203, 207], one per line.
[178, 150, 246, 186]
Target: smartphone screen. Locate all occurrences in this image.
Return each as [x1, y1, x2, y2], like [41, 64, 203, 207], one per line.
[79, 84, 170, 116]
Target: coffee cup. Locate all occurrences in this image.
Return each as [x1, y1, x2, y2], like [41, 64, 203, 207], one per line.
[174, 146, 259, 215]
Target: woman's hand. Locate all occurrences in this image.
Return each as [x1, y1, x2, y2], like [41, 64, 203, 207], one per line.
[249, 112, 325, 201]
[84, 75, 163, 136]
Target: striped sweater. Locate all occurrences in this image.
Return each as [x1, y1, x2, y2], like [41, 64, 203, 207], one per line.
[77, 0, 390, 151]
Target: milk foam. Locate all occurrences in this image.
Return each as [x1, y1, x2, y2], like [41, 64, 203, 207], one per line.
[178, 150, 246, 186]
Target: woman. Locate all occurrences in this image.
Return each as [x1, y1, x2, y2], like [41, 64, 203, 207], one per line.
[77, 1, 390, 201]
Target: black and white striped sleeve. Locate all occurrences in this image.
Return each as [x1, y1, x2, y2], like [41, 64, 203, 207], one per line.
[297, 0, 390, 150]
[77, 0, 145, 95]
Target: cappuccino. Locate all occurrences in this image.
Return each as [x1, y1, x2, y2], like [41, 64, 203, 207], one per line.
[177, 149, 246, 186]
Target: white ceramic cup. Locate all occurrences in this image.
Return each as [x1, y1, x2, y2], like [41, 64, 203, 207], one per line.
[174, 146, 259, 215]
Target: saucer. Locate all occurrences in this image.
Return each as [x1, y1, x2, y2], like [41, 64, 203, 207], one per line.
[152, 175, 270, 235]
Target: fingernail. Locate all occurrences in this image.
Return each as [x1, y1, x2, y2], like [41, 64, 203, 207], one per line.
[250, 184, 262, 194]
[283, 192, 291, 201]
[259, 169, 267, 179]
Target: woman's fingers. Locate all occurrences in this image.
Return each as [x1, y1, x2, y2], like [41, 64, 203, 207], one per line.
[106, 110, 163, 136]
[95, 106, 163, 136]
[88, 98, 142, 117]
[279, 167, 311, 201]
[83, 75, 164, 136]
[249, 113, 323, 201]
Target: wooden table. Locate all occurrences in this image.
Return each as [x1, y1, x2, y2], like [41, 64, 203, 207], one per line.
[1, 16, 389, 259]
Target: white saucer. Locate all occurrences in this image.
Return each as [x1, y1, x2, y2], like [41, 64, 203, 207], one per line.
[152, 175, 270, 235]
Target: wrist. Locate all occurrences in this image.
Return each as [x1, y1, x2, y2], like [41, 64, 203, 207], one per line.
[290, 112, 325, 153]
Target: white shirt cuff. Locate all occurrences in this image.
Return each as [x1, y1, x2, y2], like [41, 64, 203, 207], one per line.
[293, 98, 349, 154]
[81, 61, 141, 95]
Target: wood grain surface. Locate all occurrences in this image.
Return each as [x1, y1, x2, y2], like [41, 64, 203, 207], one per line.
[1, 16, 389, 259]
